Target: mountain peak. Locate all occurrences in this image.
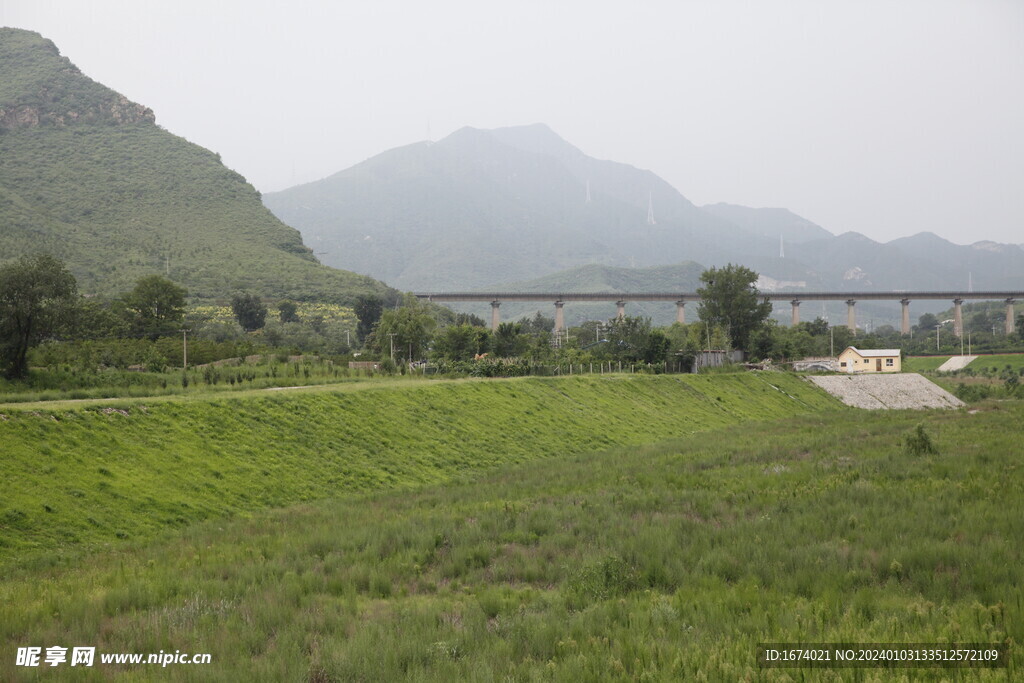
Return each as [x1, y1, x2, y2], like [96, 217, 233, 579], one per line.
[487, 123, 586, 161]
[0, 28, 390, 302]
[0, 27, 154, 130]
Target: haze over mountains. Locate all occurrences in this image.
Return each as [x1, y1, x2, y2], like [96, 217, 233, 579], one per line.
[0, 28, 391, 303]
[2, 26, 1019, 314]
[265, 124, 1024, 295]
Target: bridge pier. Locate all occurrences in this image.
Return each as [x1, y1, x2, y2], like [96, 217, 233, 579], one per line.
[616, 300, 626, 319]
[412, 292, 1024, 339]
[490, 300, 500, 332]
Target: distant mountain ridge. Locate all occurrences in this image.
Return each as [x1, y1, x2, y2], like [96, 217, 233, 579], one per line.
[265, 123, 773, 290]
[442, 262, 707, 326]
[700, 203, 833, 244]
[265, 123, 1024, 294]
[490, 261, 706, 294]
[0, 28, 392, 303]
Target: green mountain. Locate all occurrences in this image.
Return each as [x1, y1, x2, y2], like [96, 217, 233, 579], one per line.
[493, 261, 706, 293]
[0, 28, 391, 302]
[441, 262, 707, 326]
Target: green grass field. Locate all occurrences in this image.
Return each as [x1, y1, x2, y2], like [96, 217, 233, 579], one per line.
[0, 373, 840, 560]
[959, 353, 1024, 374]
[1, 395, 1019, 681]
[904, 354, 1024, 375]
[902, 356, 950, 373]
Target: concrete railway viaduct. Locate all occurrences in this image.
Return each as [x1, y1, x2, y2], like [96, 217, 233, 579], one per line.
[415, 291, 1024, 337]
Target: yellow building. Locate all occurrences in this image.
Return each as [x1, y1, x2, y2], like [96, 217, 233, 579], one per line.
[837, 347, 901, 373]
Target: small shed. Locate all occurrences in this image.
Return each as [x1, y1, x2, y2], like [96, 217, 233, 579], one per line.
[837, 347, 901, 374]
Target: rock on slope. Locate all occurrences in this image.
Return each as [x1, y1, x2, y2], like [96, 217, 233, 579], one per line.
[807, 374, 964, 409]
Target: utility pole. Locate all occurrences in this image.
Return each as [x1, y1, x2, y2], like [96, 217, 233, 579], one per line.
[180, 329, 189, 369]
[388, 333, 396, 361]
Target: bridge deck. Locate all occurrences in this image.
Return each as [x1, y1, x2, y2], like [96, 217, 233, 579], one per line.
[416, 291, 1023, 303]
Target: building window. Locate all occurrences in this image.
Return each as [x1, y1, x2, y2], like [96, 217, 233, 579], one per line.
[886, 358, 894, 366]
[840, 362, 847, 367]
[864, 359, 869, 363]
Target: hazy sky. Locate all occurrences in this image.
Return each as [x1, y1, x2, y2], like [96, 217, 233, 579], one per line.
[3, 0, 1023, 245]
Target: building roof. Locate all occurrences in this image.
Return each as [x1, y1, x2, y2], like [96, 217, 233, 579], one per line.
[842, 347, 901, 358]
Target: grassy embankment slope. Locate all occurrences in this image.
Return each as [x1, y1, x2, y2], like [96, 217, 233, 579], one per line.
[903, 356, 951, 373]
[2, 389, 1021, 680]
[0, 373, 838, 560]
[959, 353, 1024, 373]
[905, 354, 1024, 374]
[0, 28, 390, 302]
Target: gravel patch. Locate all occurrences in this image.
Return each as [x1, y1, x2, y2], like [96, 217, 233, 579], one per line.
[937, 355, 977, 372]
[807, 373, 964, 410]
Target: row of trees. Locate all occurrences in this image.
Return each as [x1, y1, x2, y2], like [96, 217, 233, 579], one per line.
[358, 265, 762, 366]
[0, 255, 339, 378]
[6, 255, 1023, 380]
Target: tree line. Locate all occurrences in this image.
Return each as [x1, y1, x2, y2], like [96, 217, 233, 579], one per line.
[4, 255, 1023, 381]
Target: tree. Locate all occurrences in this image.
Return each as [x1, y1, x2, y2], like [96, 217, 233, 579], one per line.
[918, 313, 939, 331]
[1017, 313, 1024, 338]
[696, 264, 772, 352]
[601, 316, 657, 362]
[433, 324, 491, 361]
[0, 254, 78, 379]
[642, 328, 670, 364]
[967, 311, 993, 334]
[120, 275, 187, 339]
[354, 295, 383, 343]
[492, 322, 527, 357]
[68, 297, 129, 340]
[278, 300, 300, 324]
[522, 312, 555, 335]
[801, 317, 830, 337]
[231, 292, 268, 332]
[454, 312, 487, 327]
[370, 302, 435, 361]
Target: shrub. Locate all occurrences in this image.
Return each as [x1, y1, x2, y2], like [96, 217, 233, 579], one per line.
[566, 555, 640, 609]
[902, 423, 937, 456]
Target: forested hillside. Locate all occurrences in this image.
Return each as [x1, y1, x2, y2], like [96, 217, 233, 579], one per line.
[0, 28, 392, 303]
